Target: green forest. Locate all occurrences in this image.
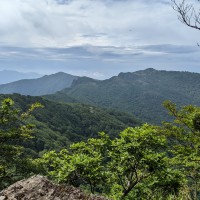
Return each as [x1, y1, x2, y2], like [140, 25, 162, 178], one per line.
[0, 94, 139, 156]
[46, 69, 200, 124]
[0, 96, 199, 199]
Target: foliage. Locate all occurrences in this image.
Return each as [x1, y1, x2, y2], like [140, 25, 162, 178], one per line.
[0, 94, 140, 156]
[162, 100, 200, 199]
[0, 98, 42, 189]
[37, 124, 186, 199]
[34, 101, 200, 199]
[1, 95, 199, 199]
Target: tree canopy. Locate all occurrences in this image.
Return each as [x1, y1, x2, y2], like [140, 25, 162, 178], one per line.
[0, 97, 199, 199]
[35, 101, 200, 199]
[0, 98, 42, 189]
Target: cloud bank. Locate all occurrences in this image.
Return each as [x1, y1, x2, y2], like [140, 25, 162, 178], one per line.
[0, 0, 199, 78]
[0, 0, 199, 47]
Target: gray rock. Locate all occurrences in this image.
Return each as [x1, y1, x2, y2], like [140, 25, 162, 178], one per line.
[0, 175, 109, 200]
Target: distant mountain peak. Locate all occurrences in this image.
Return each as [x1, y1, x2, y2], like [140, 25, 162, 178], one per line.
[51, 72, 75, 76]
[47, 69, 200, 124]
[144, 68, 156, 71]
[0, 70, 42, 84]
[42, 72, 77, 79]
[134, 68, 158, 74]
[0, 72, 79, 96]
[118, 68, 157, 76]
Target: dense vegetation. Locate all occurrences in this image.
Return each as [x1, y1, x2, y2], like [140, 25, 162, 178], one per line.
[0, 98, 42, 188]
[1, 97, 199, 199]
[1, 69, 200, 198]
[1, 68, 200, 124]
[36, 101, 200, 199]
[0, 94, 140, 156]
[47, 68, 200, 124]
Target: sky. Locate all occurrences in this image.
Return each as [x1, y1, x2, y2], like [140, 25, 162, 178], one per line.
[0, 0, 200, 79]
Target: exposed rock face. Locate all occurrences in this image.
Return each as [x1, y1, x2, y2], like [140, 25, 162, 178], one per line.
[0, 175, 108, 200]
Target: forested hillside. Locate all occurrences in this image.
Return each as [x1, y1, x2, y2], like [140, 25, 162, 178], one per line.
[0, 94, 139, 156]
[1, 68, 200, 124]
[47, 68, 200, 124]
[1, 91, 200, 199]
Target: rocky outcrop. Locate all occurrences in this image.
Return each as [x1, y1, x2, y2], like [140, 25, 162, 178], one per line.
[0, 175, 108, 200]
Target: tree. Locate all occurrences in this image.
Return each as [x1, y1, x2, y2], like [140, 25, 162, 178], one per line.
[0, 98, 42, 189]
[163, 100, 200, 199]
[37, 125, 185, 199]
[172, 0, 200, 31]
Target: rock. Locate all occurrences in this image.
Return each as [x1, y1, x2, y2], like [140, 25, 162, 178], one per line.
[0, 175, 109, 200]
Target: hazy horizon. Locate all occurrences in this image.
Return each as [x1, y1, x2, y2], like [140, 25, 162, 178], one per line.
[2, 67, 200, 81]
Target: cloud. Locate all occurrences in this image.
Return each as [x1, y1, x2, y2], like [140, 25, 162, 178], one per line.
[0, 43, 200, 78]
[140, 44, 200, 54]
[0, 0, 200, 78]
[0, 0, 199, 48]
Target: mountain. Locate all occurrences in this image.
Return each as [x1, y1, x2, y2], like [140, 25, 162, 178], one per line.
[2, 68, 200, 124]
[0, 72, 78, 96]
[0, 94, 140, 155]
[46, 68, 200, 124]
[0, 70, 42, 84]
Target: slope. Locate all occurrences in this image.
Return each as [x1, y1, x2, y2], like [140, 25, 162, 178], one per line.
[0, 70, 42, 84]
[0, 94, 140, 155]
[0, 72, 78, 96]
[47, 68, 200, 124]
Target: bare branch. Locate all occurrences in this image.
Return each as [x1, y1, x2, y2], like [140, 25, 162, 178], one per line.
[172, 0, 200, 30]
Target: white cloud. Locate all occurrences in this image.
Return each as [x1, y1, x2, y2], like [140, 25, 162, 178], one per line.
[0, 0, 200, 77]
[0, 0, 199, 48]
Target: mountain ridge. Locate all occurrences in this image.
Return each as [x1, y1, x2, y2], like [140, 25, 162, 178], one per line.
[1, 68, 200, 124]
[0, 70, 42, 84]
[47, 68, 200, 124]
[0, 72, 78, 96]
